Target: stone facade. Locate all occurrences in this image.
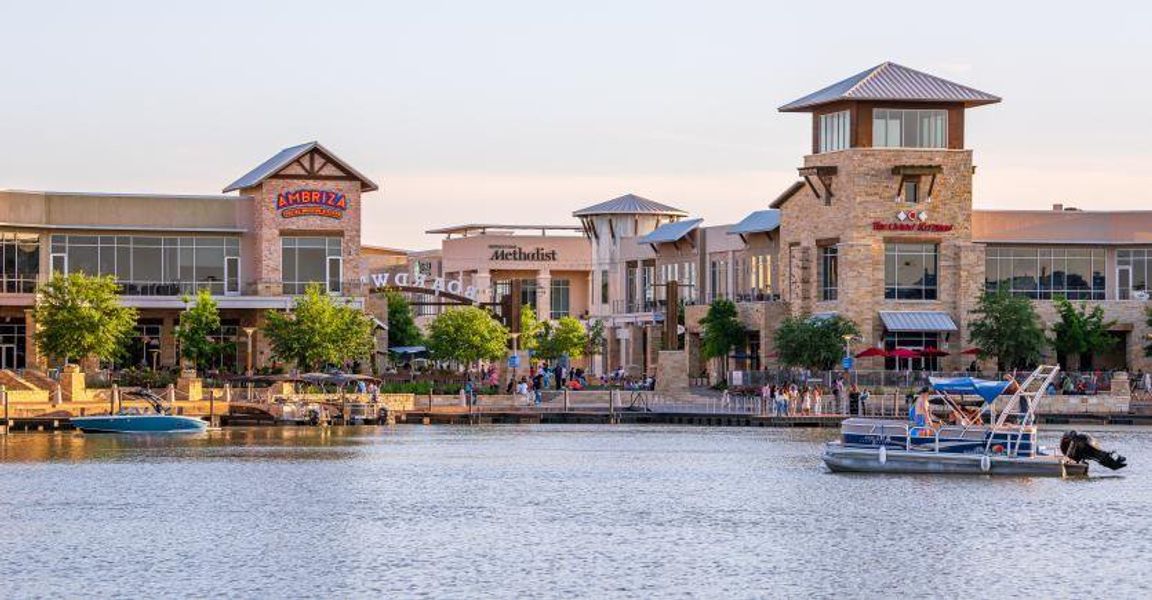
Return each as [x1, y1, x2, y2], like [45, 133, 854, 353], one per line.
[778, 147, 978, 369]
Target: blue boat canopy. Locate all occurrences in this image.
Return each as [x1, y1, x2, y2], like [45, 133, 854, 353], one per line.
[928, 377, 1011, 404]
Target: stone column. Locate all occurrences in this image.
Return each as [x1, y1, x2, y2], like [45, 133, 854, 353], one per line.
[161, 315, 178, 368]
[536, 269, 551, 320]
[59, 364, 86, 403]
[472, 269, 493, 304]
[23, 309, 45, 372]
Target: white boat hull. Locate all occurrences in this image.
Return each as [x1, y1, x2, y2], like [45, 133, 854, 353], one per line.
[823, 442, 1087, 477]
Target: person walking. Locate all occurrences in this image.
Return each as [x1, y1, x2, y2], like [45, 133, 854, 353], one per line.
[532, 371, 544, 406]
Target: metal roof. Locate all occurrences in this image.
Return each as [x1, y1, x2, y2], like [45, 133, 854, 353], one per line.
[879, 311, 958, 332]
[222, 141, 379, 193]
[779, 62, 1001, 112]
[572, 194, 688, 217]
[637, 218, 703, 245]
[728, 210, 780, 236]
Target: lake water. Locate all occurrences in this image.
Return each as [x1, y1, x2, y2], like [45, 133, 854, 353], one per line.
[1, 425, 1149, 599]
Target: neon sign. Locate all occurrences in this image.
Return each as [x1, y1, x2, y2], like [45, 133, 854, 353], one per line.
[276, 189, 348, 219]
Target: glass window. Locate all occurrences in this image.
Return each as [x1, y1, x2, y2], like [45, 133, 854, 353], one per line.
[902, 179, 920, 204]
[0, 233, 40, 293]
[1118, 249, 1151, 297]
[49, 234, 239, 296]
[600, 269, 609, 305]
[281, 236, 341, 294]
[550, 279, 570, 320]
[883, 331, 940, 371]
[885, 244, 938, 300]
[819, 246, 838, 301]
[985, 246, 1106, 300]
[873, 109, 948, 148]
[819, 110, 851, 153]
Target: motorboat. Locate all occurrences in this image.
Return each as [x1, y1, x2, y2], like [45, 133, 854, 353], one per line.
[823, 365, 1126, 477]
[71, 389, 208, 434]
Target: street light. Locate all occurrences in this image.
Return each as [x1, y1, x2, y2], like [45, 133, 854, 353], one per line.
[242, 327, 256, 376]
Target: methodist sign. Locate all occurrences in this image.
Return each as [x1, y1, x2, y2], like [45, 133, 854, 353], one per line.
[276, 189, 348, 219]
[488, 245, 558, 261]
[872, 209, 953, 233]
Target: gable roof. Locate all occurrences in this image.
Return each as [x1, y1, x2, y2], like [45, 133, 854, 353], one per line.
[637, 218, 703, 245]
[778, 62, 1001, 112]
[768, 181, 806, 209]
[223, 141, 379, 193]
[573, 193, 687, 217]
[728, 209, 781, 235]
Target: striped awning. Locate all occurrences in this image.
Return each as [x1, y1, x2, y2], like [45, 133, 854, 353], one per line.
[879, 311, 957, 332]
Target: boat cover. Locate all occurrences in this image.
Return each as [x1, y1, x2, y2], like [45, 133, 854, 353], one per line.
[928, 377, 1011, 403]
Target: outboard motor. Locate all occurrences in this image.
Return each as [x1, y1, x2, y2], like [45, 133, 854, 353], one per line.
[1060, 430, 1127, 470]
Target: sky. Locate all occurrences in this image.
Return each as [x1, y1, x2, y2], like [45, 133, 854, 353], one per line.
[2, 0, 1150, 250]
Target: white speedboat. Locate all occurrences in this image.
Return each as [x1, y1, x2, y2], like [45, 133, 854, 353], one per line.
[823, 366, 1126, 477]
[72, 390, 208, 434]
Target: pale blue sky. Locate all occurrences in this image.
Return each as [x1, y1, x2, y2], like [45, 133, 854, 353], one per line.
[2, 0, 1150, 249]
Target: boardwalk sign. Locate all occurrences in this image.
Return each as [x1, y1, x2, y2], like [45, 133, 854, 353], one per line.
[361, 272, 479, 302]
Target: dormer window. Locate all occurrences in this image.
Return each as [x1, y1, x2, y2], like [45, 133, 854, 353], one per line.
[819, 110, 851, 153]
[873, 109, 947, 148]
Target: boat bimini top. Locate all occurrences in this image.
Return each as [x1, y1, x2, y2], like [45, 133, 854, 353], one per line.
[928, 377, 1012, 404]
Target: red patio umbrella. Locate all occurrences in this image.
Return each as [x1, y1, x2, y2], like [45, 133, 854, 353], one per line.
[855, 347, 889, 358]
[919, 346, 949, 357]
[888, 348, 921, 359]
[960, 347, 983, 355]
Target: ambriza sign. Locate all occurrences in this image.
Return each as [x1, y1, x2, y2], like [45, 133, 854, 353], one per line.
[276, 189, 348, 219]
[488, 245, 558, 261]
[872, 209, 953, 233]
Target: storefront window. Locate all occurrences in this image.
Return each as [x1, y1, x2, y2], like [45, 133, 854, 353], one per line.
[883, 331, 940, 371]
[550, 279, 570, 320]
[885, 244, 938, 300]
[1117, 248, 1152, 299]
[873, 109, 947, 148]
[128, 319, 163, 368]
[494, 279, 537, 313]
[819, 246, 838, 301]
[0, 318, 27, 369]
[0, 232, 40, 293]
[709, 258, 729, 303]
[51, 235, 240, 296]
[282, 237, 342, 294]
[985, 246, 1105, 300]
[743, 254, 773, 301]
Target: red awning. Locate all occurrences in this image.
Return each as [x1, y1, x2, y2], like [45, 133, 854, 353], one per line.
[855, 347, 889, 358]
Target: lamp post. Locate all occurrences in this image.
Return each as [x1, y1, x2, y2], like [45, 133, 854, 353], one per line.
[242, 327, 256, 376]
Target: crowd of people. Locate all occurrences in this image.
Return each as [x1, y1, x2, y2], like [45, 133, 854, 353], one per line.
[754, 380, 874, 416]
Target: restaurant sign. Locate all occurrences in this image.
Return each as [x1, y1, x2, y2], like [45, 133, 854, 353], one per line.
[488, 245, 558, 262]
[276, 189, 348, 219]
[872, 209, 953, 233]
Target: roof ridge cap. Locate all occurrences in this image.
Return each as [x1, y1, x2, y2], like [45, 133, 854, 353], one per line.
[848, 62, 892, 96]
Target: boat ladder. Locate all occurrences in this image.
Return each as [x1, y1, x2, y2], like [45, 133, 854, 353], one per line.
[986, 365, 1061, 457]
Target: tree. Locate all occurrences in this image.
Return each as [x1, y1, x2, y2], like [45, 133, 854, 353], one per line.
[774, 314, 859, 371]
[1050, 296, 1116, 370]
[518, 304, 543, 353]
[536, 316, 589, 361]
[699, 299, 746, 378]
[175, 289, 225, 372]
[426, 306, 509, 367]
[33, 272, 138, 366]
[264, 284, 375, 371]
[384, 290, 423, 348]
[583, 318, 606, 360]
[968, 289, 1046, 371]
